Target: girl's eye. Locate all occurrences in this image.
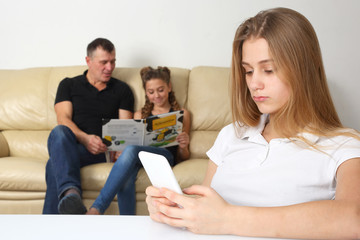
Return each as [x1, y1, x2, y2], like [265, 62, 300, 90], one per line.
[264, 69, 273, 73]
[242, 65, 252, 75]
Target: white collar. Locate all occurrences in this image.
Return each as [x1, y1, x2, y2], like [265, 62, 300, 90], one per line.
[236, 114, 320, 144]
[238, 114, 268, 140]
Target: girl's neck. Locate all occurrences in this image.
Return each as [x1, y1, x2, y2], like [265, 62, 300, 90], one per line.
[151, 104, 172, 116]
[261, 118, 282, 142]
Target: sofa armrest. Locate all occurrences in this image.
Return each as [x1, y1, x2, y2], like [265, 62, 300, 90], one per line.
[0, 132, 9, 157]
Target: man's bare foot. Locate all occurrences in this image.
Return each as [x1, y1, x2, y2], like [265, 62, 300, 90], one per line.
[86, 207, 101, 215]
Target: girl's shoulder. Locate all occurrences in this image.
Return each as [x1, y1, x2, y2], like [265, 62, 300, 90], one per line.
[217, 123, 238, 139]
[320, 133, 360, 147]
[180, 108, 191, 122]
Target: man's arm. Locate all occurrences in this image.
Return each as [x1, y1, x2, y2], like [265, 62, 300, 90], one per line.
[119, 109, 133, 119]
[55, 101, 86, 141]
[54, 101, 106, 154]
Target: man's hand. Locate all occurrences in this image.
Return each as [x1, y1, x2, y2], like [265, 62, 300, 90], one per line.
[84, 134, 107, 155]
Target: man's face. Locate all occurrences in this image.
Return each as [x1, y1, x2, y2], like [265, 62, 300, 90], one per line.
[86, 47, 116, 84]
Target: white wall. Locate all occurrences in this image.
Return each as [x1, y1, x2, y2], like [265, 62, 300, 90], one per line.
[0, 0, 359, 130]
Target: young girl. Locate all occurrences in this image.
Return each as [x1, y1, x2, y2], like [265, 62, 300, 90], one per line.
[87, 66, 191, 215]
[145, 8, 360, 239]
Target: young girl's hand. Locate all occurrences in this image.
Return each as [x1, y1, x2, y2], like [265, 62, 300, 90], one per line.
[176, 132, 189, 149]
[109, 151, 122, 162]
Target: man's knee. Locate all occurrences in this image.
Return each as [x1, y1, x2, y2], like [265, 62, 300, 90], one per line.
[48, 125, 76, 146]
[50, 125, 73, 138]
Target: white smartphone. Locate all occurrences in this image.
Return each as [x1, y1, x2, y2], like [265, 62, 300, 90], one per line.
[138, 151, 183, 194]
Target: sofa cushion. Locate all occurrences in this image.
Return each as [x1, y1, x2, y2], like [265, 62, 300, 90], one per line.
[81, 163, 114, 190]
[0, 68, 52, 130]
[190, 130, 220, 159]
[80, 158, 208, 193]
[187, 66, 232, 158]
[2, 130, 49, 160]
[0, 157, 46, 191]
[187, 66, 232, 131]
[0, 132, 9, 157]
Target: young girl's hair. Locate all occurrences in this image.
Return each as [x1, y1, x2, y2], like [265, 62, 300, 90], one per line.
[231, 7, 358, 142]
[140, 66, 180, 118]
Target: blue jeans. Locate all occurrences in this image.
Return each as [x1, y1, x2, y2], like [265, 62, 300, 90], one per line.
[91, 145, 175, 215]
[43, 125, 106, 214]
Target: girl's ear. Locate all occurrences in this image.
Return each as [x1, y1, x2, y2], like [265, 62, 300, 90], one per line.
[168, 82, 172, 92]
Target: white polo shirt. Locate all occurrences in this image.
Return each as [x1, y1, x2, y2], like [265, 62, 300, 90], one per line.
[207, 115, 360, 207]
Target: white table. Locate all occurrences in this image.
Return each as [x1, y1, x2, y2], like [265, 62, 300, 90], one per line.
[0, 215, 294, 240]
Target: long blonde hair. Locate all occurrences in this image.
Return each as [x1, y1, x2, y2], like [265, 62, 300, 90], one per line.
[231, 7, 357, 141]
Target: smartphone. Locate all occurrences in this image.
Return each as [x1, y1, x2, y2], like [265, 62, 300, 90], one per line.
[138, 151, 183, 194]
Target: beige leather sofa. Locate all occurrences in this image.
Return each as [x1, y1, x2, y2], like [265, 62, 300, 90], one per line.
[0, 66, 231, 215]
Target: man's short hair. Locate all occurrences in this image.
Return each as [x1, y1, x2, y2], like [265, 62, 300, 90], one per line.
[87, 38, 115, 57]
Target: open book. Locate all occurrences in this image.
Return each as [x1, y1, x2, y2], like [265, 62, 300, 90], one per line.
[102, 110, 184, 151]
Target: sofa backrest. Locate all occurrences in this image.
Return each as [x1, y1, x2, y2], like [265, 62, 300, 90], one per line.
[0, 66, 231, 161]
[187, 66, 232, 158]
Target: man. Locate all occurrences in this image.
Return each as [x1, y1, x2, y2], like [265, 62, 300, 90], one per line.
[43, 38, 134, 214]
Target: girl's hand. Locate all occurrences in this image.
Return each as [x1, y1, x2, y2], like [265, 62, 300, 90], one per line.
[145, 186, 178, 223]
[109, 151, 122, 162]
[149, 185, 231, 235]
[176, 132, 189, 149]
[114, 151, 122, 160]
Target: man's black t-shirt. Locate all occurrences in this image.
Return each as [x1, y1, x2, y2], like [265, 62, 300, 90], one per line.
[55, 70, 134, 137]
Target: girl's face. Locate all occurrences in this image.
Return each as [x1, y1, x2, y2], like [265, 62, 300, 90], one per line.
[145, 78, 171, 108]
[242, 38, 290, 116]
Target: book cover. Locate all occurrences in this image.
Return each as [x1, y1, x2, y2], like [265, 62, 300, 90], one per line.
[102, 110, 184, 151]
